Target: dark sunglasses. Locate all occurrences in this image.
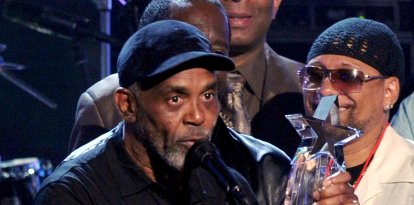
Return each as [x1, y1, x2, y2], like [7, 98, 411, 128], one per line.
[298, 65, 387, 93]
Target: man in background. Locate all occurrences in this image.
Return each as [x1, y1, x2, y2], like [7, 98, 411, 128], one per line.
[219, 0, 304, 157]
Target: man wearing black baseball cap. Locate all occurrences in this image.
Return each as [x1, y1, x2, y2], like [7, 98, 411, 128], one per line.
[36, 19, 357, 205]
[35, 20, 254, 204]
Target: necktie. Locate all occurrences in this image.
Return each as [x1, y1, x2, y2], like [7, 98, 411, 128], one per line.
[220, 72, 251, 134]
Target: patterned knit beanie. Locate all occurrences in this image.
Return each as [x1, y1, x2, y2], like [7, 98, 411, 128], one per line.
[307, 17, 405, 85]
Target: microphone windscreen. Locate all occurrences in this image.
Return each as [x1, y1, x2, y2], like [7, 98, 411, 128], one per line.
[187, 141, 220, 165]
[185, 141, 258, 205]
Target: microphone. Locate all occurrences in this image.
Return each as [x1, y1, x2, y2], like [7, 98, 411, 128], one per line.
[187, 141, 257, 205]
[2, 0, 122, 47]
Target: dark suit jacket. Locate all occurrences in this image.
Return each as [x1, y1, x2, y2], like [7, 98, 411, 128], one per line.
[69, 74, 121, 151]
[238, 44, 305, 157]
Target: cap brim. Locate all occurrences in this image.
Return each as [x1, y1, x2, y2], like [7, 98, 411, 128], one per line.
[141, 51, 235, 79]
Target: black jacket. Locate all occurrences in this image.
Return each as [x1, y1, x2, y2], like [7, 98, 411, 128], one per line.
[212, 118, 291, 205]
[36, 125, 257, 205]
[68, 73, 291, 204]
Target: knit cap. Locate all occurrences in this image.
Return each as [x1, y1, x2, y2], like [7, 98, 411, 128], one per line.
[307, 17, 405, 85]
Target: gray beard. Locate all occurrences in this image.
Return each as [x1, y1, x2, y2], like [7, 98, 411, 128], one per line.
[133, 120, 211, 171]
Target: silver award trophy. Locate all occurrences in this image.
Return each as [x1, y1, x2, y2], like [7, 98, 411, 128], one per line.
[284, 95, 362, 205]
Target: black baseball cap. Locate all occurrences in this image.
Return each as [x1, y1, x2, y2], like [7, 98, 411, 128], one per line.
[117, 20, 235, 88]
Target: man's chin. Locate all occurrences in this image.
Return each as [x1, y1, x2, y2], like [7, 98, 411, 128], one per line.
[164, 148, 188, 171]
[229, 41, 254, 55]
[339, 115, 362, 131]
[165, 157, 185, 171]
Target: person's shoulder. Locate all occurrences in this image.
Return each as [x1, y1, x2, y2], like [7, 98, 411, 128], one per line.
[398, 91, 414, 117]
[47, 129, 118, 182]
[227, 128, 291, 163]
[391, 92, 414, 140]
[35, 180, 89, 205]
[388, 127, 414, 147]
[83, 74, 120, 101]
[37, 126, 127, 204]
[66, 129, 115, 161]
[394, 91, 414, 116]
[383, 127, 414, 165]
[400, 136, 414, 152]
[265, 43, 304, 69]
[402, 91, 414, 103]
[35, 153, 109, 205]
[37, 131, 116, 202]
[374, 126, 414, 184]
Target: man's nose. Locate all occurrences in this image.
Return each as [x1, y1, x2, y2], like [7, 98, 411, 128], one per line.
[319, 77, 339, 96]
[184, 101, 206, 126]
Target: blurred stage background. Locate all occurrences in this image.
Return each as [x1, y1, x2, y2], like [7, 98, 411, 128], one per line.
[0, 0, 413, 167]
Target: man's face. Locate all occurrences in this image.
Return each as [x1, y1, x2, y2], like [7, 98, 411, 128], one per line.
[134, 68, 220, 170]
[173, 0, 230, 55]
[220, 0, 280, 51]
[304, 54, 387, 132]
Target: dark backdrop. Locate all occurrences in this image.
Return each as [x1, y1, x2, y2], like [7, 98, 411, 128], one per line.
[0, 0, 104, 165]
[0, 0, 413, 167]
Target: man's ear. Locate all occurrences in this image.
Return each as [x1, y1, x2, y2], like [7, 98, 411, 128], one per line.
[114, 87, 137, 122]
[272, 0, 282, 20]
[383, 76, 400, 111]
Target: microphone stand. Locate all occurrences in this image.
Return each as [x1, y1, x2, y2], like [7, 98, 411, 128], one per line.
[0, 43, 57, 109]
[0, 65, 58, 109]
[93, 0, 112, 79]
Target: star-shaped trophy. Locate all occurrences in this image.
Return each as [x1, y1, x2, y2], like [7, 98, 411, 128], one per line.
[284, 95, 362, 205]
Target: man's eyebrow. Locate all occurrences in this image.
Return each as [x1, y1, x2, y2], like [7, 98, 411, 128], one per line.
[205, 81, 217, 91]
[164, 86, 187, 94]
[163, 81, 217, 94]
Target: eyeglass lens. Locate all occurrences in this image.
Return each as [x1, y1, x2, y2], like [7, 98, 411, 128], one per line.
[299, 66, 364, 93]
[329, 69, 363, 93]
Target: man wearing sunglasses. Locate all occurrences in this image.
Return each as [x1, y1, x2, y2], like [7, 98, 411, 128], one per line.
[300, 18, 414, 205]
